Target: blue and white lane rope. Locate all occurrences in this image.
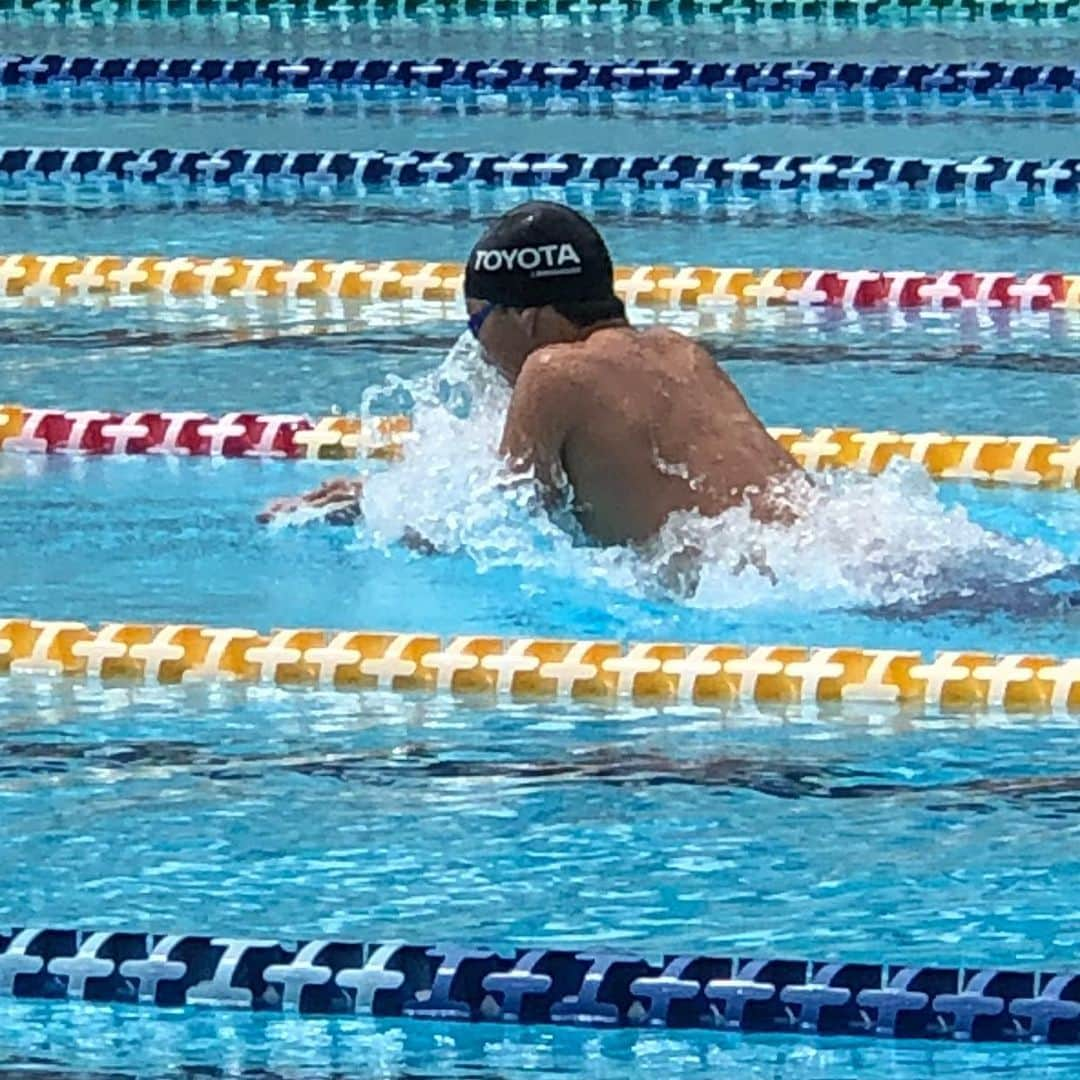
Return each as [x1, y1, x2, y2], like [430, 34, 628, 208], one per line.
[1, 0, 1079, 22]
[3, 146, 1078, 202]
[5, 55, 1080, 109]
[2, 927, 1080, 1043]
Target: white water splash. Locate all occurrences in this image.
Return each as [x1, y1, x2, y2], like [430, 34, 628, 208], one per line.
[355, 334, 1065, 612]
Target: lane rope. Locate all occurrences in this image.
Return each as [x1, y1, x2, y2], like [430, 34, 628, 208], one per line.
[2, 406, 1077, 489]
[1, 0, 1078, 24]
[2, 146, 1078, 203]
[0, 253, 1077, 311]
[0, 407, 410, 460]
[1, 618, 1077, 711]
[4, 56, 1080, 111]
[1, 926, 1080, 1043]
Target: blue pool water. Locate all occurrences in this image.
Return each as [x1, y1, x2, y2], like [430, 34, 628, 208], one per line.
[1, 13, 1079, 1079]
[4, 191, 1080, 270]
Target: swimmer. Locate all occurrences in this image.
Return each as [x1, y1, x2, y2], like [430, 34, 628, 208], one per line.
[259, 201, 800, 545]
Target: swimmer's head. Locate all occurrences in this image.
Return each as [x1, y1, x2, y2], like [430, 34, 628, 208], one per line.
[464, 201, 627, 382]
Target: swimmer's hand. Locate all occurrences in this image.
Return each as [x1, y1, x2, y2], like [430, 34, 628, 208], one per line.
[256, 477, 364, 526]
[257, 478, 439, 551]
[401, 526, 439, 555]
[733, 544, 779, 587]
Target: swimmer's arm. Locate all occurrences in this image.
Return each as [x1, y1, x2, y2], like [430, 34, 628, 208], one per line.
[499, 351, 574, 508]
[256, 476, 365, 525]
[257, 478, 438, 551]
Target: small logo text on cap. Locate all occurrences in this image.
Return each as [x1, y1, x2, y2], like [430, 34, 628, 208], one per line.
[473, 244, 583, 276]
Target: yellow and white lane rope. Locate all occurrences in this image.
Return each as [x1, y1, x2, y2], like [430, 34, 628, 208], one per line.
[1, 619, 1077, 712]
[0, 253, 1078, 310]
[768, 428, 1079, 489]
[2, 405, 1076, 489]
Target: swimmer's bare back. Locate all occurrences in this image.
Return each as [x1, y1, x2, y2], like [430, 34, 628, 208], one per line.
[500, 325, 801, 546]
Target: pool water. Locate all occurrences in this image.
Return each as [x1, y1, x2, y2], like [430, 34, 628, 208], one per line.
[4, 191, 1080, 270]
[5, 688, 1080, 1077]
[1, 11, 1079, 1080]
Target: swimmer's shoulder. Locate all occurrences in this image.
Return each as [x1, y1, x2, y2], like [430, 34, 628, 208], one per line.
[520, 339, 595, 384]
[634, 326, 741, 384]
[514, 345, 591, 427]
[522, 325, 709, 380]
[595, 325, 722, 380]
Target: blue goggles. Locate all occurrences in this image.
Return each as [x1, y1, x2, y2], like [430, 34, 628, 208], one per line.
[467, 301, 496, 340]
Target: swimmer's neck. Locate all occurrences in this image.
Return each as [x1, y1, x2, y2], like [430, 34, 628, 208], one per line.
[574, 316, 630, 340]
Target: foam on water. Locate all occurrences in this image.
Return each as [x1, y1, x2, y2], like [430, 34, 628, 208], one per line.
[354, 333, 1066, 613]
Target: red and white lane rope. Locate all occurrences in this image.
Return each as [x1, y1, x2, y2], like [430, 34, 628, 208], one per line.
[2, 405, 1076, 488]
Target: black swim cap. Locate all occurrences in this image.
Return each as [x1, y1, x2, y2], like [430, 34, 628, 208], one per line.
[464, 201, 616, 308]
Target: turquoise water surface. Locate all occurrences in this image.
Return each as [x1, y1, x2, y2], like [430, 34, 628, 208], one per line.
[0, 12, 1079, 1079]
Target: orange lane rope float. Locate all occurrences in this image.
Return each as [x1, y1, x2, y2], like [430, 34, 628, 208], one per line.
[0, 619, 1077, 712]
[0, 253, 1077, 310]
